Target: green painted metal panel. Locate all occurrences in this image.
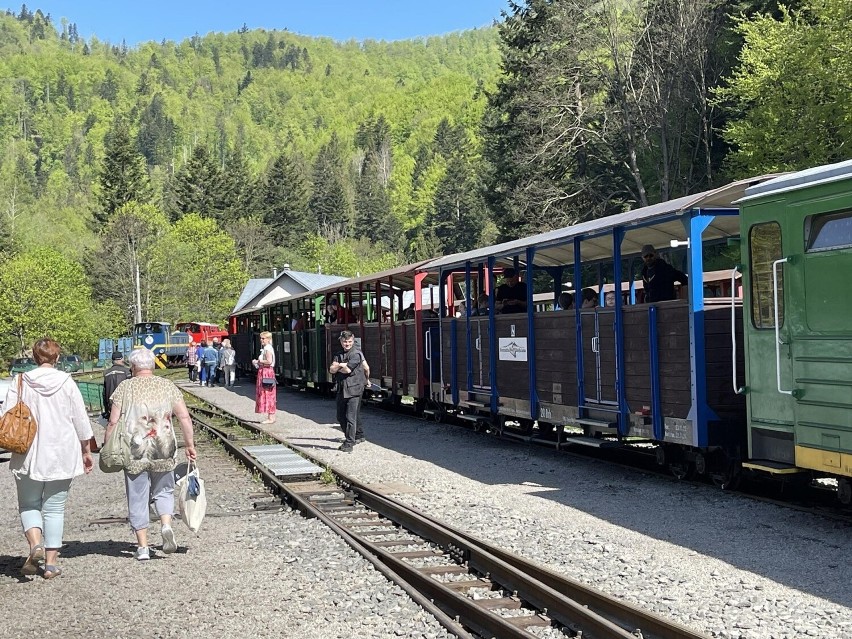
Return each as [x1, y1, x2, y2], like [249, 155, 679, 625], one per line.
[740, 162, 852, 463]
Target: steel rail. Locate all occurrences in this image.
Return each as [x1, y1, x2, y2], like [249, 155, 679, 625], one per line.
[186, 404, 711, 639]
[187, 408, 474, 639]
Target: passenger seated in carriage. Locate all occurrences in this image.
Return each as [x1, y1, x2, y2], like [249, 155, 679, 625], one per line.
[556, 292, 574, 311]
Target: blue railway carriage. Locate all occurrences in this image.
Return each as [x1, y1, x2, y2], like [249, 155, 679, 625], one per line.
[132, 322, 191, 366]
[424, 174, 775, 484]
[736, 160, 852, 503]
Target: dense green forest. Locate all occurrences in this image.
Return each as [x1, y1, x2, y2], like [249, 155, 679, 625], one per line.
[0, 0, 849, 360]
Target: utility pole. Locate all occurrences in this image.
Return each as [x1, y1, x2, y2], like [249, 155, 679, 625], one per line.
[135, 261, 142, 324]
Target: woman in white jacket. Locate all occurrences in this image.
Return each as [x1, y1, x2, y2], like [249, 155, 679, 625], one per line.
[1, 338, 94, 579]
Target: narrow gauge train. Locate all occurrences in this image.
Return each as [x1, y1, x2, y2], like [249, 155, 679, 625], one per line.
[132, 321, 191, 366]
[230, 160, 852, 503]
[175, 321, 229, 346]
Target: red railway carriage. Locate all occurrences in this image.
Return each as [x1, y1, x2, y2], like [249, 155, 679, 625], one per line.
[176, 322, 229, 345]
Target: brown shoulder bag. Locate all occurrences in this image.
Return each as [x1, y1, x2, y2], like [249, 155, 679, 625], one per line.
[0, 374, 38, 454]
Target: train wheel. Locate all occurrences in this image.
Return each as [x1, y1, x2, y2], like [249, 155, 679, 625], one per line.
[838, 478, 852, 506]
[669, 461, 695, 481]
[710, 462, 742, 491]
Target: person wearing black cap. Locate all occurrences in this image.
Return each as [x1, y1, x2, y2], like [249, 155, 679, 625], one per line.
[640, 244, 688, 303]
[496, 267, 528, 314]
[103, 352, 132, 417]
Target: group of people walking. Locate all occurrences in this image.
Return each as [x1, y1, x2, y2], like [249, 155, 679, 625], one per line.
[1, 328, 370, 578]
[0, 338, 196, 579]
[185, 338, 237, 387]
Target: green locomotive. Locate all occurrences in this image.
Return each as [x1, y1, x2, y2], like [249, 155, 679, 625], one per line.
[738, 160, 852, 504]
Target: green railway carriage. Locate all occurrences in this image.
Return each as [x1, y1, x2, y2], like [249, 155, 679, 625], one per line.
[737, 160, 852, 500]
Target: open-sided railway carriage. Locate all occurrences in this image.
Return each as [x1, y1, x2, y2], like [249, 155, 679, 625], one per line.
[230, 160, 852, 501]
[230, 262, 444, 408]
[425, 177, 763, 484]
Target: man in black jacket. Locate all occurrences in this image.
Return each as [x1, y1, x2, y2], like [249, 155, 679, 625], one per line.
[103, 352, 131, 415]
[99, 351, 131, 452]
[641, 244, 688, 303]
[329, 331, 370, 453]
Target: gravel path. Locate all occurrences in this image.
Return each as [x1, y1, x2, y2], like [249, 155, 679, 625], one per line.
[0, 380, 453, 639]
[187, 380, 852, 639]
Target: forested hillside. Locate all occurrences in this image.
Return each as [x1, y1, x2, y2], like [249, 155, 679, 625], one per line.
[0, 0, 849, 361]
[0, 7, 501, 357]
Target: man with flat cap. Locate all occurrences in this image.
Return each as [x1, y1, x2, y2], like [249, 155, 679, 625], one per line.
[640, 244, 688, 303]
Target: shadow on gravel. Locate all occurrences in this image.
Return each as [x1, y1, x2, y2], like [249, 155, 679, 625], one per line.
[267, 387, 852, 609]
[59, 539, 134, 559]
[0, 555, 33, 581]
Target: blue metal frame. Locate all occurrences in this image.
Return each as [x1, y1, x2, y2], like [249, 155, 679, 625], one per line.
[465, 263, 473, 394]
[573, 238, 586, 412]
[685, 212, 720, 447]
[648, 305, 663, 440]
[526, 246, 539, 419]
[487, 256, 499, 414]
[612, 228, 628, 435]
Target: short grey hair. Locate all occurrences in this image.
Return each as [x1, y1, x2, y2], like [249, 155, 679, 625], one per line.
[128, 348, 156, 371]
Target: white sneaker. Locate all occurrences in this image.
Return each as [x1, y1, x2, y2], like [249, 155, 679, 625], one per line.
[161, 525, 178, 554]
[135, 546, 150, 561]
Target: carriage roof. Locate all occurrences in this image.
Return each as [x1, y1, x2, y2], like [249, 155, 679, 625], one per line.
[425, 174, 778, 271]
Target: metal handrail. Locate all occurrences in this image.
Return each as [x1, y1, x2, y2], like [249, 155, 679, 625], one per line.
[731, 267, 745, 394]
[772, 258, 793, 395]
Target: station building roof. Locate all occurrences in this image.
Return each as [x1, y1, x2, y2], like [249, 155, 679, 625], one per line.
[232, 269, 347, 316]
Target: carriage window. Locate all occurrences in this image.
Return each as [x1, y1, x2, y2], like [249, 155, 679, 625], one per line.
[805, 210, 852, 252]
[749, 222, 783, 329]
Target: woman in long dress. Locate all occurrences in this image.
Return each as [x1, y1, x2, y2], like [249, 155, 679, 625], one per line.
[253, 331, 277, 424]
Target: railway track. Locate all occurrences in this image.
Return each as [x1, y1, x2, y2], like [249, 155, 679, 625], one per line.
[185, 401, 710, 639]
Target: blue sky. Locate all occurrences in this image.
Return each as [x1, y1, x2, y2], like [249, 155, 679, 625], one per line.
[23, 1, 511, 46]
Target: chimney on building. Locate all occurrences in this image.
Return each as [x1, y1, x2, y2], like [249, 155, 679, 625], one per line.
[272, 268, 278, 278]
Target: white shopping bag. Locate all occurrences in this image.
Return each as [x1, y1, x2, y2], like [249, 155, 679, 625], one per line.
[176, 461, 207, 533]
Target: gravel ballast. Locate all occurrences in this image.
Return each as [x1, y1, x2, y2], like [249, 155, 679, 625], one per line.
[195, 380, 851, 639]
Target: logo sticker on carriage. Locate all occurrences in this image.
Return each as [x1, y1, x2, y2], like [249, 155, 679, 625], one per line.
[498, 337, 528, 361]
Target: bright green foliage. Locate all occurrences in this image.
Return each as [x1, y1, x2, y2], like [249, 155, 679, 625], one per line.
[88, 202, 170, 328]
[292, 235, 401, 279]
[0, 12, 500, 263]
[719, 0, 852, 175]
[0, 248, 100, 356]
[148, 213, 247, 325]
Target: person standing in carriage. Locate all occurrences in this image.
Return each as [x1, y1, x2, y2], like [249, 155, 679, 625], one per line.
[640, 245, 688, 303]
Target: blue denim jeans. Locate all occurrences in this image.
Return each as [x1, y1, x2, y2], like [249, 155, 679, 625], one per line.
[15, 474, 72, 549]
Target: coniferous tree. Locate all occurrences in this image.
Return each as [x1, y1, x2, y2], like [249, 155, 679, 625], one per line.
[220, 146, 261, 223]
[96, 117, 150, 225]
[355, 151, 400, 248]
[170, 143, 227, 220]
[309, 135, 352, 237]
[428, 154, 488, 255]
[262, 152, 311, 248]
[137, 92, 176, 166]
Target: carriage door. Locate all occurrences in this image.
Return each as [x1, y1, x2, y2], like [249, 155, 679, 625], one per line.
[744, 221, 796, 461]
[582, 309, 618, 405]
[472, 318, 491, 389]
